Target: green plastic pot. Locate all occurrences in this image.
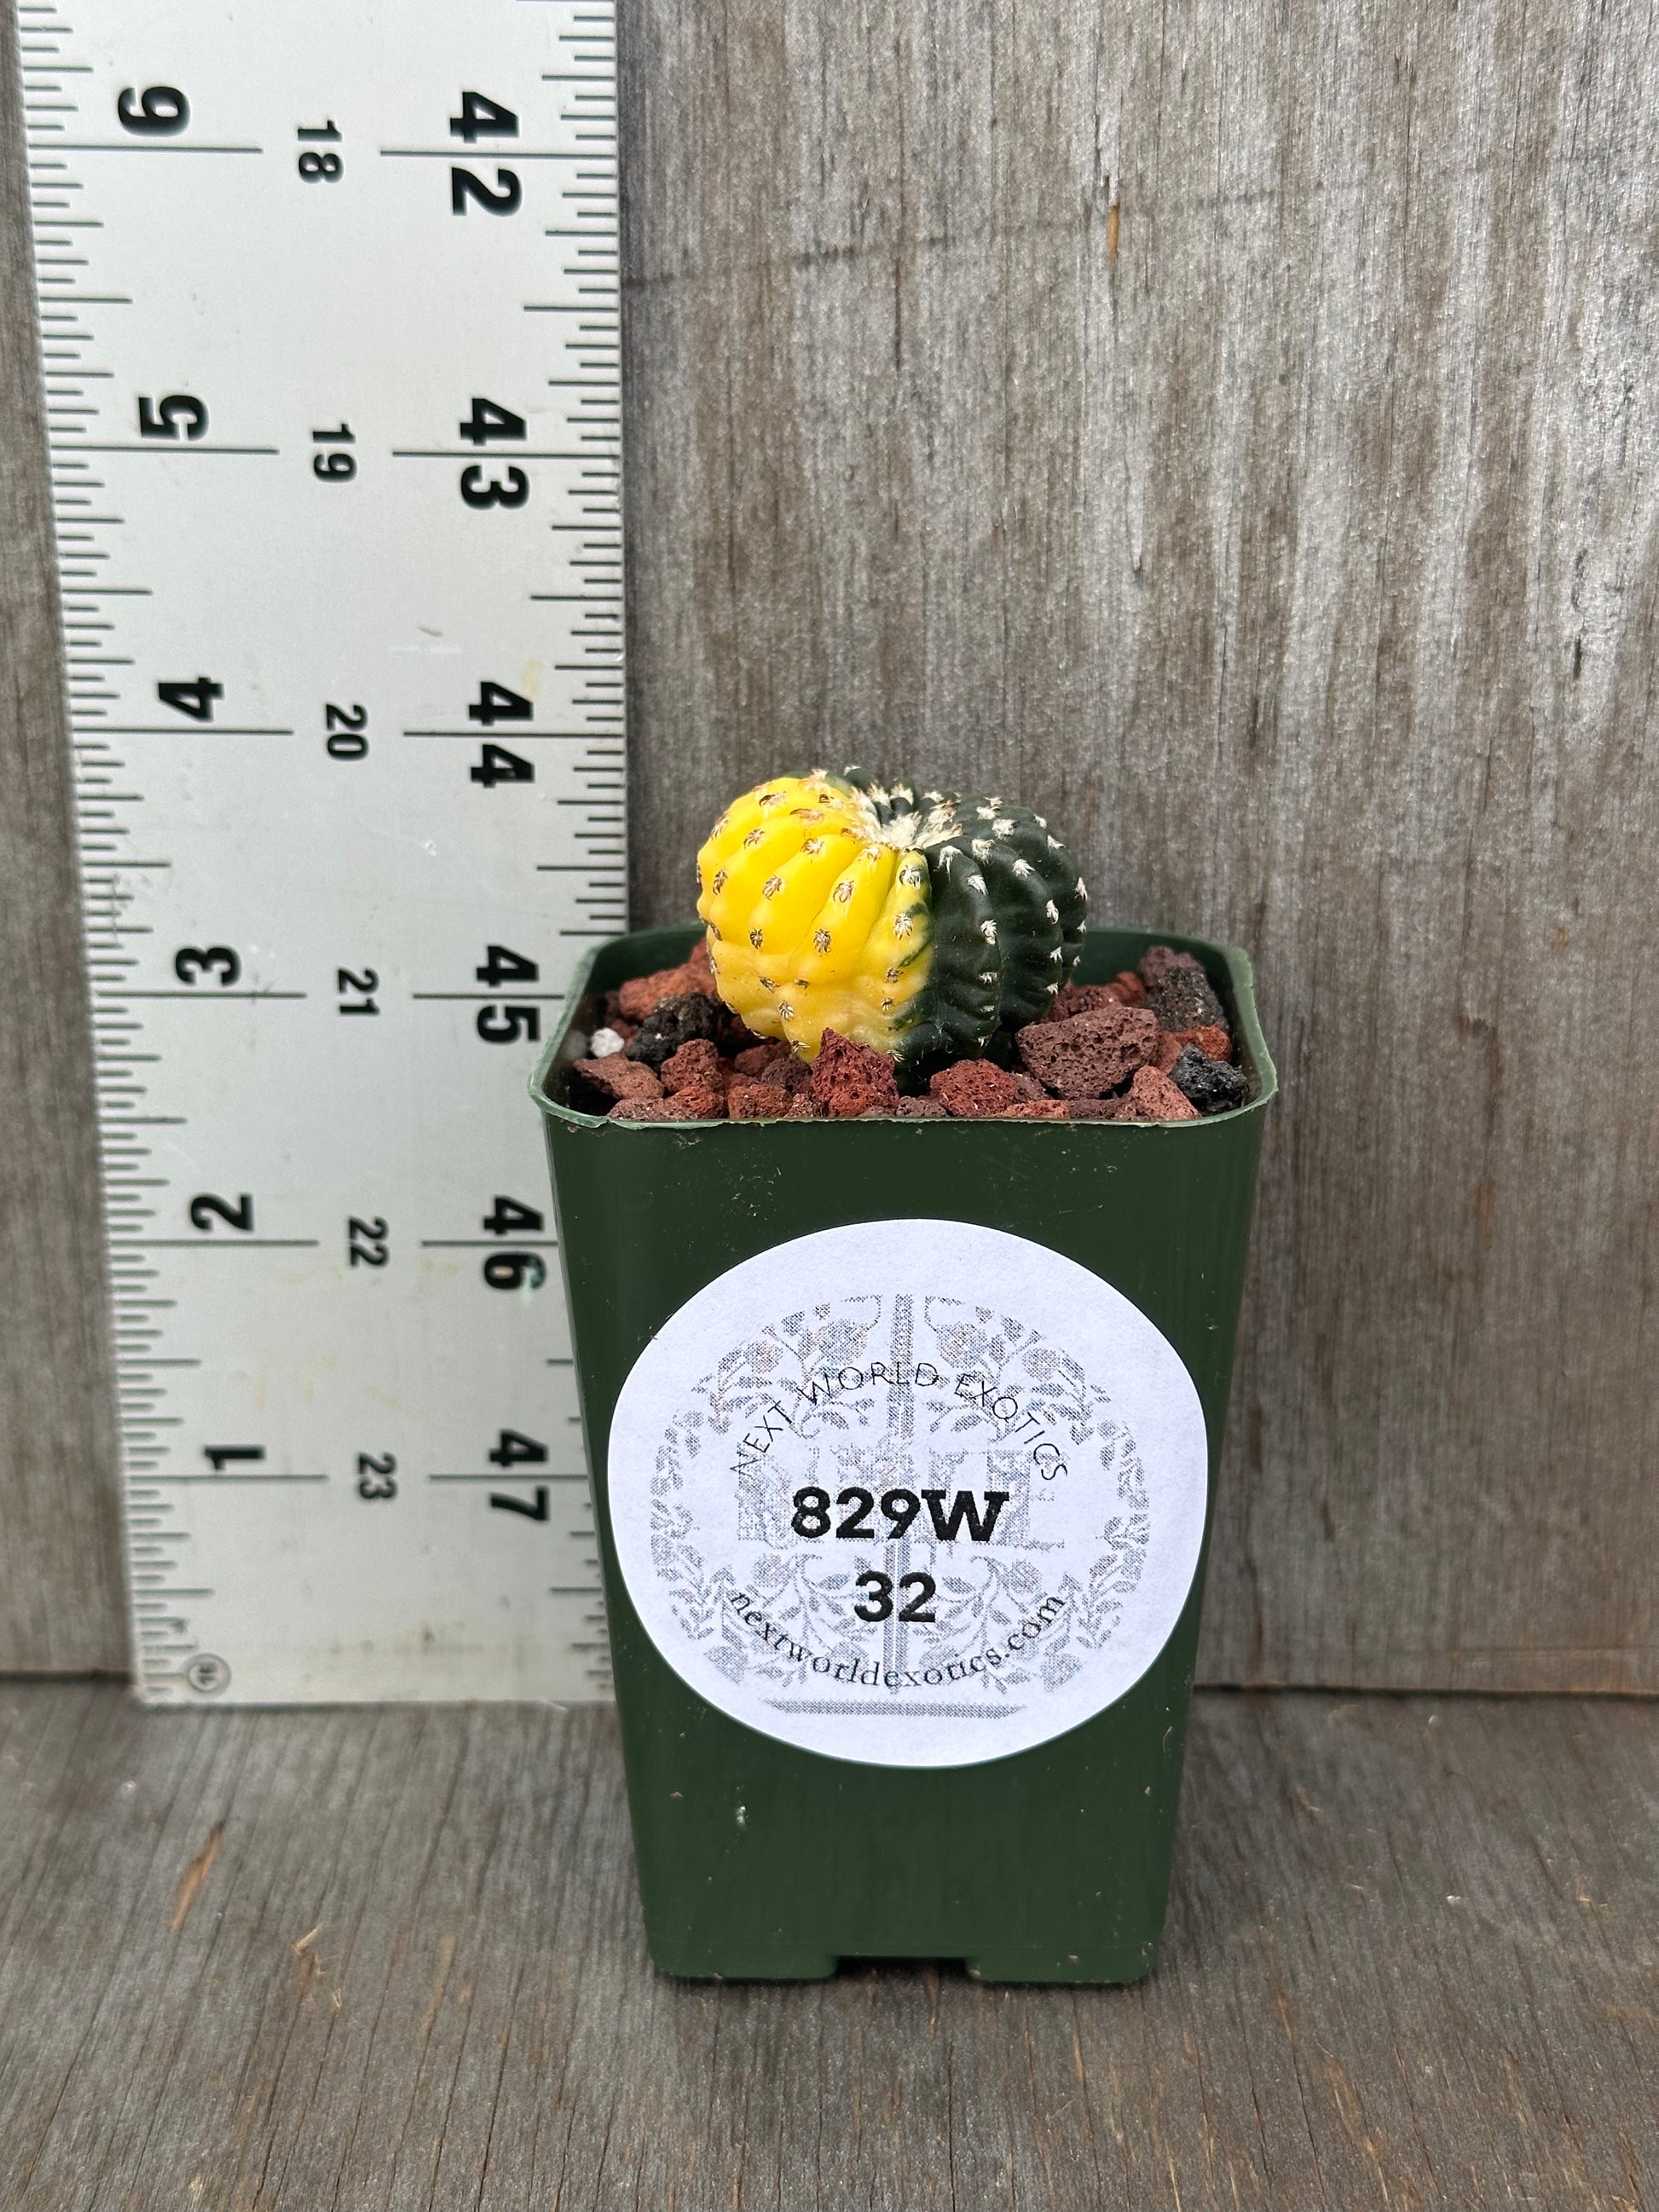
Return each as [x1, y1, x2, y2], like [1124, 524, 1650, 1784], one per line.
[531, 922, 1275, 1984]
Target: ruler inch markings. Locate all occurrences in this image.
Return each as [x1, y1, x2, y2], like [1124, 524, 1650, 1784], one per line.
[25, 0, 622, 1708]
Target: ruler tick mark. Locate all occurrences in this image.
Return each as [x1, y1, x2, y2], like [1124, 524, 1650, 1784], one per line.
[62, 445, 280, 457]
[109, 1239, 321, 1250]
[47, 142, 264, 155]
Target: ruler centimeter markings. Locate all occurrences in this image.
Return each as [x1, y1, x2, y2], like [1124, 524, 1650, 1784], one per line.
[18, 0, 622, 1703]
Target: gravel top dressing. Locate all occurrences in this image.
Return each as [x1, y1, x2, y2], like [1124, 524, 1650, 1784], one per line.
[567, 937, 1251, 1124]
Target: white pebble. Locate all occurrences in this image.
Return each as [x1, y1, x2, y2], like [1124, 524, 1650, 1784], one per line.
[589, 1026, 627, 1058]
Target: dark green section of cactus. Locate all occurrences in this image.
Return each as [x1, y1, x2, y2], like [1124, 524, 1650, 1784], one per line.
[908, 840, 1001, 1063]
[833, 765, 1090, 1075]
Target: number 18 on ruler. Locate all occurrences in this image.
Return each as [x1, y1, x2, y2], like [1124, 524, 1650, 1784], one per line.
[20, 0, 624, 1701]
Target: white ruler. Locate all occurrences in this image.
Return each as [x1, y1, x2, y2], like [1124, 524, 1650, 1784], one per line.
[19, 0, 622, 1704]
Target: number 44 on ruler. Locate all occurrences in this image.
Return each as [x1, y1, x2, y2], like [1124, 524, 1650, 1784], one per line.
[20, 0, 626, 1703]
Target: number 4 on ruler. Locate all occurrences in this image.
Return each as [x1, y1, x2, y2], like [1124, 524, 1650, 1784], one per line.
[158, 677, 222, 722]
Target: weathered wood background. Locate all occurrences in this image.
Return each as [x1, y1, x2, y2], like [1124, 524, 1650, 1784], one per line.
[3, 1684, 1655, 2208]
[3, 0, 1656, 1688]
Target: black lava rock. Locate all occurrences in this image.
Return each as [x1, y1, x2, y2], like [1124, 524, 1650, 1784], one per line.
[1167, 1044, 1247, 1116]
[1147, 963, 1228, 1034]
[625, 992, 724, 1070]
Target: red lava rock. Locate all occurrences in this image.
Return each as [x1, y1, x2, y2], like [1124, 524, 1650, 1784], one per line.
[731, 1040, 789, 1077]
[1112, 970, 1148, 1007]
[1137, 944, 1205, 988]
[687, 1080, 731, 1120]
[727, 1081, 790, 1120]
[1062, 1098, 1123, 1120]
[1047, 982, 1130, 1023]
[574, 1055, 661, 1105]
[717, 1010, 768, 1054]
[754, 1054, 812, 1094]
[785, 1090, 822, 1119]
[928, 1060, 1026, 1118]
[616, 964, 688, 1024]
[660, 1038, 728, 1094]
[810, 1028, 900, 1119]
[1014, 1004, 1159, 1099]
[610, 1078, 726, 1121]
[672, 1079, 727, 1120]
[1171, 1024, 1234, 1064]
[1113, 1065, 1199, 1123]
[1008, 1071, 1049, 1101]
[893, 1096, 949, 1118]
[616, 954, 717, 1024]
[998, 1100, 1068, 1120]
[1151, 1032, 1184, 1075]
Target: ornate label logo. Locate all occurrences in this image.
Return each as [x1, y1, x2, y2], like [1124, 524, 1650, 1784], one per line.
[608, 1221, 1207, 1768]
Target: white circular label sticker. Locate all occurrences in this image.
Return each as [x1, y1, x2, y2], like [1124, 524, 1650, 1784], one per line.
[609, 1220, 1208, 1769]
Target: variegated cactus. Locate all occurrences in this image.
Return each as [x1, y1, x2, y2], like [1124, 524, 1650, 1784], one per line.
[696, 768, 1088, 1069]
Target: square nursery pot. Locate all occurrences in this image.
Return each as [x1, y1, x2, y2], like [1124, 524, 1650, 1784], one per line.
[530, 922, 1275, 1984]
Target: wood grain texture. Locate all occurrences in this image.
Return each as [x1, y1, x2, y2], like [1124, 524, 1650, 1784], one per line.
[0, 5, 124, 1672]
[2, 0, 1657, 1687]
[0, 1683, 1654, 2209]
[615, 0, 1659, 1689]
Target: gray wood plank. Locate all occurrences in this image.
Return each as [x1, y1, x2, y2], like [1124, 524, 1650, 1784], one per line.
[0, 1684, 1654, 2209]
[3, 0, 1658, 1690]
[0, 4, 124, 1672]
[615, 0, 1659, 1695]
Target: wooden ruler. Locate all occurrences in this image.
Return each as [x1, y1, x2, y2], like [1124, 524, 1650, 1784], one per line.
[18, 0, 622, 1703]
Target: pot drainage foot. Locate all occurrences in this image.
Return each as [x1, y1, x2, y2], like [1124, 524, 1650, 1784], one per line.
[650, 1947, 840, 1984]
[963, 1943, 1157, 1988]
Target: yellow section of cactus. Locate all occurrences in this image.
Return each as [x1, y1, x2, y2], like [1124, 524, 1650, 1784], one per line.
[696, 776, 933, 1058]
